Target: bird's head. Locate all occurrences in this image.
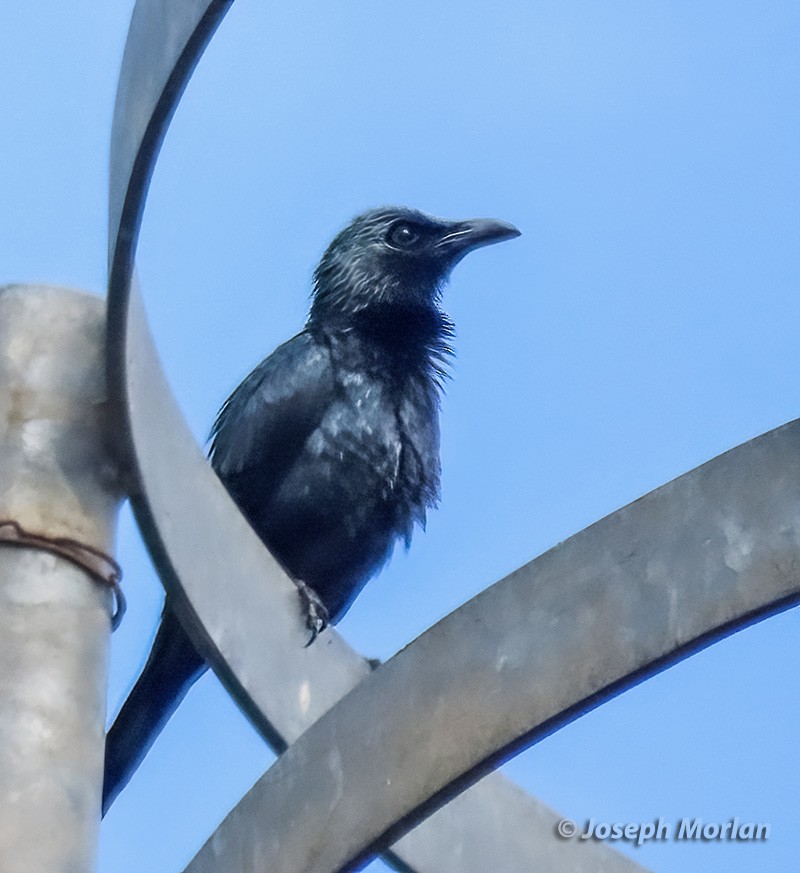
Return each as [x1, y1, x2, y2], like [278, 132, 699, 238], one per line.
[309, 207, 520, 323]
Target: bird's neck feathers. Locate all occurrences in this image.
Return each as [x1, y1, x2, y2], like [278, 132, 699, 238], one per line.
[352, 303, 454, 381]
[308, 272, 454, 383]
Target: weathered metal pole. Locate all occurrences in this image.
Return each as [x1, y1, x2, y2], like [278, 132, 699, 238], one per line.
[0, 285, 123, 873]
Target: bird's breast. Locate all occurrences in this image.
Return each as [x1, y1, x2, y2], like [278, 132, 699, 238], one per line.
[312, 367, 439, 505]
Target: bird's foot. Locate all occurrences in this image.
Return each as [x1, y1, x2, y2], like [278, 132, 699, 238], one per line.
[295, 579, 330, 646]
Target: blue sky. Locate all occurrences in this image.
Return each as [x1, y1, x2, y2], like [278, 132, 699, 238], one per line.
[1, 1, 798, 871]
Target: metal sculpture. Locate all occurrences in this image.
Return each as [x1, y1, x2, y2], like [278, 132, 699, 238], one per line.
[105, 1, 798, 871]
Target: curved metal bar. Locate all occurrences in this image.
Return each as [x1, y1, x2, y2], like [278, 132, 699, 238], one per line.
[185, 421, 800, 873]
[109, 0, 232, 276]
[107, 3, 644, 873]
[108, 0, 371, 750]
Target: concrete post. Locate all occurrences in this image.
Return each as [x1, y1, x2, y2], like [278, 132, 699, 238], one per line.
[0, 285, 124, 872]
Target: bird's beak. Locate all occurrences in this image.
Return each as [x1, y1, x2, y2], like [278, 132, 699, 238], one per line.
[436, 218, 521, 256]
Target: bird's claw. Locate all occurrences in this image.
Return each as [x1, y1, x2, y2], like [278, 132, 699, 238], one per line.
[296, 579, 330, 646]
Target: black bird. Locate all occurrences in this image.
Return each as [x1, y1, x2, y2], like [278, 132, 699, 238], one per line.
[102, 206, 520, 814]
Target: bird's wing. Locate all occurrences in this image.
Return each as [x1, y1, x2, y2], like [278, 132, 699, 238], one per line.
[208, 330, 334, 493]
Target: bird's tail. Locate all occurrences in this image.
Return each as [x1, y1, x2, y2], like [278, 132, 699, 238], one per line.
[102, 605, 207, 816]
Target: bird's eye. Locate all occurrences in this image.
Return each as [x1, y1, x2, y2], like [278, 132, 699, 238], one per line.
[387, 222, 422, 249]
